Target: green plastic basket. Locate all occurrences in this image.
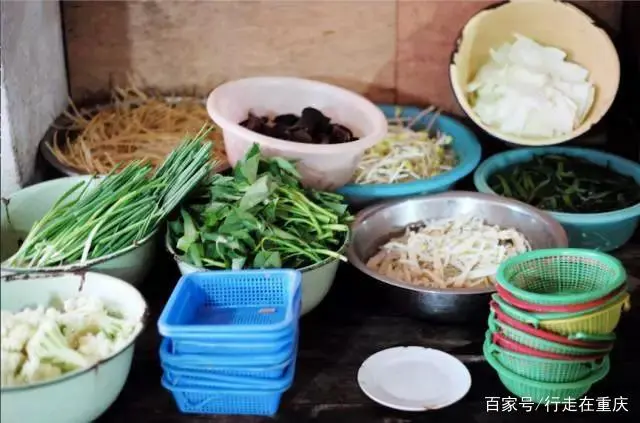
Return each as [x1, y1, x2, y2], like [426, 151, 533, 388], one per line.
[484, 331, 608, 383]
[484, 340, 611, 403]
[496, 249, 626, 305]
[491, 292, 625, 322]
[491, 293, 630, 337]
[488, 313, 613, 356]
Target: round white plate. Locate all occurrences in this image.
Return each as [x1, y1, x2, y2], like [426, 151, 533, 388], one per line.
[357, 346, 472, 412]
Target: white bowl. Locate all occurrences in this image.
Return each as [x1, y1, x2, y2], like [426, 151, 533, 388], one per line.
[207, 76, 387, 190]
[1, 272, 147, 423]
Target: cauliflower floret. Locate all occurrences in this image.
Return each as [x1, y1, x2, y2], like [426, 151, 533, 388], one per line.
[58, 296, 110, 339]
[44, 307, 62, 321]
[77, 332, 114, 362]
[1, 306, 50, 352]
[97, 314, 137, 341]
[58, 308, 137, 345]
[18, 358, 63, 383]
[26, 319, 88, 371]
[1, 321, 38, 352]
[57, 312, 95, 344]
[63, 296, 106, 314]
[1, 310, 15, 339]
[1, 349, 26, 387]
[14, 306, 47, 327]
[1, 294, 137, 387]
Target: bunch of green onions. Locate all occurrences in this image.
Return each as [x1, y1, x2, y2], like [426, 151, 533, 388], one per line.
[5, 127, 214, 268]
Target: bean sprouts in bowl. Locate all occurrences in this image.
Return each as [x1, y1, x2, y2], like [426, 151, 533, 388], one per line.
[336, 105, 481, 207]
[348, 191, 569, 296]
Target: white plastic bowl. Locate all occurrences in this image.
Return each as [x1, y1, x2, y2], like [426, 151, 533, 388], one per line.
[207, 76, 388, 190]
[1, 272, 147, 423]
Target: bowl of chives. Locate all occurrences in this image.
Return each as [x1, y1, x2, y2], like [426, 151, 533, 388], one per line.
[0, 176, 158, 285]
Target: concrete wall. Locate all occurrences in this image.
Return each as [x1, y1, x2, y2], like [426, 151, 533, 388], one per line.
[0, 0, 68, 196]
[0, 0, 628, 196]
[62, 0, 622, 114]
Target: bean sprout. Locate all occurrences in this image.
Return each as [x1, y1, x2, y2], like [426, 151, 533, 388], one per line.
[353, 107, 458, 184]
[366, 215, 532, 289]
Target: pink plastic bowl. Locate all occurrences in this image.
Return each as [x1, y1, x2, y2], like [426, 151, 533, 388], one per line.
[207, 77, 387, 190]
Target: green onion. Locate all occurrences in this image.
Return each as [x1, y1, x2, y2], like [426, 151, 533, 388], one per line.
[6, 127, 214, 268]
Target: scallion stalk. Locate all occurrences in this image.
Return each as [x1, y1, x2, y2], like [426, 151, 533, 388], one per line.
[5, 127, 215, 268]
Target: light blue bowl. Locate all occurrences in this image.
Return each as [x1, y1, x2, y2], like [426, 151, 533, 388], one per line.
[474, 147, 640, 252]
[336, 105, 482, 207]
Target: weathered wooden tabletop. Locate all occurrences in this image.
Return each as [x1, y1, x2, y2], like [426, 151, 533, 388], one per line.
[96, 231, 640, 423]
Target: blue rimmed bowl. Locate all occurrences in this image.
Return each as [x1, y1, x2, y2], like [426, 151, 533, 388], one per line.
[336, 105, 482, 207]
[474, 147, 640, 251]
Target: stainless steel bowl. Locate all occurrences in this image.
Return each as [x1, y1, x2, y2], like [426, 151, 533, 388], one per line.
[347, 191, 569, 322]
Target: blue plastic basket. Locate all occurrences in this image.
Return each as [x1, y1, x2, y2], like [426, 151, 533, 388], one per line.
[158, 269, 302, 337]
[170, 335, 296, 356]
[162, 354, 296, 390]
[474, 147, 640, 252]
[167, 287, 301, 354]
[160, 337, 296, 367]
[162, 375, 285, 416]
[159, 339, 295, 379]
[336, 104, 482, 206]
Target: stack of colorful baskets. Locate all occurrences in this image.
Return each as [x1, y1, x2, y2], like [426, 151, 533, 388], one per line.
[484, 248, 631, 402]
[157, 270, 302, 416]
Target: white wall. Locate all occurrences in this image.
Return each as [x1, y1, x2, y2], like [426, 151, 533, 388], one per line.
[1, 0, 68, 196]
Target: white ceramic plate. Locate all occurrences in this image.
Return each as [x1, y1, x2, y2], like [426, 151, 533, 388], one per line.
[357, 346, 472, 412]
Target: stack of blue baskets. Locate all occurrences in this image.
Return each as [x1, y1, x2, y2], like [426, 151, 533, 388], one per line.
[157, 269, 302, 417]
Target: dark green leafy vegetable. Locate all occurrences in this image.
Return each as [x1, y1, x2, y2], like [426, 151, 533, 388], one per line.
[6, 127, 214, 267]
[489, 154, 640, 213]
[168, 144, 352, 270]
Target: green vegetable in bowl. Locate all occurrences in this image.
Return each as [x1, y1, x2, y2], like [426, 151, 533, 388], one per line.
[4, 128, 214, 268]
[168, 143, 352, 270]
[488, 154, 640, 213]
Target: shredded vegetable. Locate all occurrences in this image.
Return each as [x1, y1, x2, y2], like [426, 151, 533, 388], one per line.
[353, 107, 458, 184]
[366, 215, 531, 289]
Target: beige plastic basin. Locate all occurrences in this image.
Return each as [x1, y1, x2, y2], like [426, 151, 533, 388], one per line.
[450, 0, 620, 146]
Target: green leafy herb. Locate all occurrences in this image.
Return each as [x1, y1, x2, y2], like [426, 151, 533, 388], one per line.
[168, 143, 352, 270]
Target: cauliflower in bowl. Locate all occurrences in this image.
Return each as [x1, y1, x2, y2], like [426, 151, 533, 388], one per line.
[0, 295, 141, 388]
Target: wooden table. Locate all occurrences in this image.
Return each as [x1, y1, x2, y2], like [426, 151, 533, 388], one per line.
[97, 233, 640, 423]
